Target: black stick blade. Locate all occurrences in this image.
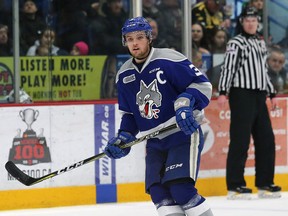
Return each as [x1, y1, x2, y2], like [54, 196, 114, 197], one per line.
[5, 161, 37, 186]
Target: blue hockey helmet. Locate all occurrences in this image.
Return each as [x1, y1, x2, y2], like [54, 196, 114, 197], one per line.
[121, 16, 152, 46]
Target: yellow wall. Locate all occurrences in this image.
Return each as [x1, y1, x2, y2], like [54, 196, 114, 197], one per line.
[1, 173, 287, 211]
[0, 186, 95, 211]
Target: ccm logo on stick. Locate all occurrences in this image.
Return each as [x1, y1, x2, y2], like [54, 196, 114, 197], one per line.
[57, 161, 84, 174]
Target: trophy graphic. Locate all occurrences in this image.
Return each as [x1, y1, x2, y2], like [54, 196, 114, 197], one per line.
[8, 108, 51, 165]
[19, 108, 39, 137]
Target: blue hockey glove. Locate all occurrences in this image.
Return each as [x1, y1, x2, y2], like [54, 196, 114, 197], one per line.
[174, 93, 199, 135]
[104, 131, 136, 159]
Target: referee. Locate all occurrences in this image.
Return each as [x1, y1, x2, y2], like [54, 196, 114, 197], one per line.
[217, 6, 281, 199]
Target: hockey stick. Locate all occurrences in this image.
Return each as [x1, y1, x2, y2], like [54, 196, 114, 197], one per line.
[5, 123, 178, 186]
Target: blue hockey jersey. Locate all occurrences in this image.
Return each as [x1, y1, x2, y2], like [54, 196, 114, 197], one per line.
[116, 47, 212, 149]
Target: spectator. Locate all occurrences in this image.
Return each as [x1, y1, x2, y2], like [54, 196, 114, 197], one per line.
[267, 46, 287, 93]
[20, 0, 53, 18]
[19, 0, 46, 55]
[142, 0, 165, 41]
[142, 0, 161, 20]
[146, 17, 170, 48]
[157, 0, 182, 51]
[192, 22, 210, 52]
[249, 0, 268, 41]
[238, 0, 264, 16]
[208, 26, 229, 54]
[0, 24, 13, 56]
[26, 27, 68, 56]
[250, 0, 264, 9]
[205, 62, 223, 96]
[52, 0, 89, 52]
[35, 44, 49, 56]
[277, 26, 288, 50]
[84, 0, 101, 21]
[205, 26, 229, 94]
[0, 0, 12, 30]
[70, 41, 89, 56]
[100, 55, 118, 99]
[192, 0, 230, 35]
[191, 22, 210, 68]
[88, 0, 128, 55]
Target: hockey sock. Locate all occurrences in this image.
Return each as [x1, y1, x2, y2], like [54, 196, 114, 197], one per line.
[183, 199, 214, 216]
[169, 182, 214, 216]
[150, 183, 185, 216]
[157, 205, 186, 216]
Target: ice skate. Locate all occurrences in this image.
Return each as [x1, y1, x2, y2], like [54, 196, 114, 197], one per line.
[227, 186, 252, 200]
[258, 185, 281, 199]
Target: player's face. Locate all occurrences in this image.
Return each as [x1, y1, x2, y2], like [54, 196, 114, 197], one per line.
[125, 31, 151, 63]
[242, 16, 258, 35]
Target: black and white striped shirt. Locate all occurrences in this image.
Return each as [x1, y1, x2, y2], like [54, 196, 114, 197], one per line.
[218, 33, 276, 96]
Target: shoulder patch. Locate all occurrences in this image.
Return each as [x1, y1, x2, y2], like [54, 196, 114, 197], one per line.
[123, 74, 136, 84]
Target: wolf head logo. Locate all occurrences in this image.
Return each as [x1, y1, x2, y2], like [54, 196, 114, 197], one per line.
[136, 80, 162, 119]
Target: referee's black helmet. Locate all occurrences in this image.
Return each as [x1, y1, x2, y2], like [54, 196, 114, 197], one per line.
[240, 6, 260, 21]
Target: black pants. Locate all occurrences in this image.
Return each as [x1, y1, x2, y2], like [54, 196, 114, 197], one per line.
[226, 88, 276, 190]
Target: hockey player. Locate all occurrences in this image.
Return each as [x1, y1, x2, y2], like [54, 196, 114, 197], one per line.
[104, 17, 213, 216]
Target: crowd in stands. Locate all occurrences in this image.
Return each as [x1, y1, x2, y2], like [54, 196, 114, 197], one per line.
[0, 0, 288, 97]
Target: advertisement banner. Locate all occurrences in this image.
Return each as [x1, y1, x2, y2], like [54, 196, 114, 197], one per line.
[0, 105, 95, 190]
[0, 56, 107, 101]
[200, 98, 288, 170]
[94, 104, 116, 184]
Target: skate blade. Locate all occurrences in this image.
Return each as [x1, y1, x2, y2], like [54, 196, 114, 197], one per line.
[227, 192, 252, 200]
[258, 191, 281, 199]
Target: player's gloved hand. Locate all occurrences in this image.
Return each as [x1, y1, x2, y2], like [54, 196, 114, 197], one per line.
[174, 92, 199, 135]
[104, 131, 136, 159]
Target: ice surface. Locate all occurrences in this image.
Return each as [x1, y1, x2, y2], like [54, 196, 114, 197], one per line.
[0, 192, 287, 216]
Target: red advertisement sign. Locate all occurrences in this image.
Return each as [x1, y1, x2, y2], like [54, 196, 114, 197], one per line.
[200, 99, 287, 170]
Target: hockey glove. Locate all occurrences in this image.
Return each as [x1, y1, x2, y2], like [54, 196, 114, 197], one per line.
[174, 92, 199, 135]
[104, 131, 136, 159]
